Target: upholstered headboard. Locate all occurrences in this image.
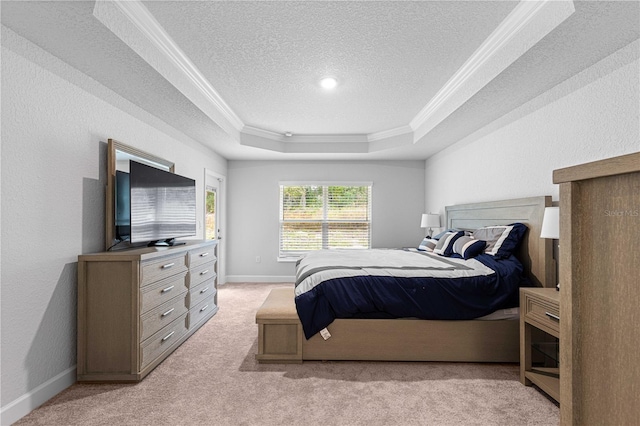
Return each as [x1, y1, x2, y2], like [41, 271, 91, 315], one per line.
[445, 196, 554, 288]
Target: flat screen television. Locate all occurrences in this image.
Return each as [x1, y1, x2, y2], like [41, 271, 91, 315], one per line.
[119, 160, 196, 246]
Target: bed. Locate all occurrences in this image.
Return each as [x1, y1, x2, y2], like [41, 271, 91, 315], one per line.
[256, 196, 554, 363]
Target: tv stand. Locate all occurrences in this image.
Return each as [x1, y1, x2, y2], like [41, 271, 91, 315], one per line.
[147, 239, 186, 247]
[148, 241, 170, 247]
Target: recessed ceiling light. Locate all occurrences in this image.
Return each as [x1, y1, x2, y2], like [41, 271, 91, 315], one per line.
[284, 132, 293, 137]
[320, 77, 338, 90]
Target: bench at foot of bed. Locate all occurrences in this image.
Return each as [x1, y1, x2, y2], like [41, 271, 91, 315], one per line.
[255, 287, 303, 363]
[255, 287, 520, 364]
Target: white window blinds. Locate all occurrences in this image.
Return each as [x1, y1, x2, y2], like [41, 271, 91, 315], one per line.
[279, 184, 372, 257]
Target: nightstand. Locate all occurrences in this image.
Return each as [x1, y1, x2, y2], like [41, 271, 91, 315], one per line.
[520, 287, 560, 402]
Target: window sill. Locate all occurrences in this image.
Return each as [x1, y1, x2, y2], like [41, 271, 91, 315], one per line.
[277, 257, 301, 263]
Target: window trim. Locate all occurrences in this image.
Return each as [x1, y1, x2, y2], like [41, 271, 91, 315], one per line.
[278, 182, 373, 259]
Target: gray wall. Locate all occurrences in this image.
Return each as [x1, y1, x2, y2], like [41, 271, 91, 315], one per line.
[1, 27, 227, 422]
[424, 40, 640, 213]
[226, 160, 425, 281]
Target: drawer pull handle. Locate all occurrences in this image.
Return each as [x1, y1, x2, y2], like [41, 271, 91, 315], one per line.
[161, 285, 174, 293]
[200, 304, 209, 312]
[545, 312, 560, 321]
[200, 252, 209, 257]
[161, 331, 175, 342]
[162, 263, 175, 269]
[161, 308, 175, 317]
[200, 287, 209, 294]
[200, 270, 209, 276]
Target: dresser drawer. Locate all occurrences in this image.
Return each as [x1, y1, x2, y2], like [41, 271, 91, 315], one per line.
[523, 292, 560, 335]
[140, 296, 188, 342]
[188, 294, 217, 329]
[140, 254, 188, 287]
[140, 273, 187, 314]
[187, 278, 217, 308]
[188, 261, 216, 288]
[188, 245, 217, 269]
[141, 314, 188, 370]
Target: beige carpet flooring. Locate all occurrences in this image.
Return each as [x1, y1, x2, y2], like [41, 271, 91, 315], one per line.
[16, 283, 559, 426]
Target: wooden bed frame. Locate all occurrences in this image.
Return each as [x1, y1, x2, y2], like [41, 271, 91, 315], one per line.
[256, 196, 554, 363]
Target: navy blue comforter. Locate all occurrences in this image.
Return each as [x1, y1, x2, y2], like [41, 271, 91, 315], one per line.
[294, 253, 527, 339]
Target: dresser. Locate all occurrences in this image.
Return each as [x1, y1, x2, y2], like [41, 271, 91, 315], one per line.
[77, 240, 218, 382]
[553, 152, 639, 425]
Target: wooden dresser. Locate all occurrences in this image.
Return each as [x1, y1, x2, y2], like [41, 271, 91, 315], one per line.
[553, 152, 639, 425]
[77, 240, 218, 382]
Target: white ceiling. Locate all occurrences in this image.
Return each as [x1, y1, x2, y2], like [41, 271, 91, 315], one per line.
[2, 1, 639, 161]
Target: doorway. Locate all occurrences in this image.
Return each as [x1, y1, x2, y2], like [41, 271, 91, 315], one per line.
[204, 169, 225, 284]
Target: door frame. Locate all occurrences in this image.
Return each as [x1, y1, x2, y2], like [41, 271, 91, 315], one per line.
[204, 169, 226, 284]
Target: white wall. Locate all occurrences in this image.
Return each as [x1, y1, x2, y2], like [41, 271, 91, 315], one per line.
[226, 160, 425, 281]
[0, 28, 227, 424]
[424, 40, 640, 214]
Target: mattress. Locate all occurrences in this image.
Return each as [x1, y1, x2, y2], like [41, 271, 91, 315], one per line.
[294, 249, 526, 339]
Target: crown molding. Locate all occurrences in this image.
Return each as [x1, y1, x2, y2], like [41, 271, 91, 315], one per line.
[94, 0, 573, 156]
[410, 0, 574, 139]
[107, 0, 244, 132]
[242, 125, 284, 141]
[241, 126, 368, 144]
[288, 134, 368, 144]
[368, 125, 413, 142]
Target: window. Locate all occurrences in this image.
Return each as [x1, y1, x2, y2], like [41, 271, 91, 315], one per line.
[279, 183, 372, 258]
[205, 186, 217, 240]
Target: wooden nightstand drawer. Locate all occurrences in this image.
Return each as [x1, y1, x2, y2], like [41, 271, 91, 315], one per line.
[520, 287, 560, 403]
[523, 292, 560, 335]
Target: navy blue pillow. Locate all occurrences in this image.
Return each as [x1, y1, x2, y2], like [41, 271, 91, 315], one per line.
[433, 231, 464, 256]
[452, 236, 486, 259]
[472, 223, 527, 259]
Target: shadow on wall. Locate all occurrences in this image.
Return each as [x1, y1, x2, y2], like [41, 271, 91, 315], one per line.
[25, 263, 78, 392]
[9, 138, 106, 419]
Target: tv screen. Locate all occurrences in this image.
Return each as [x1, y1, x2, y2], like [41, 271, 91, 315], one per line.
[129, 160, 196, 245]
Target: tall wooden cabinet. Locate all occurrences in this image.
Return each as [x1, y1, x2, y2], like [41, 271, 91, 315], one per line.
[553, 152, 639, 425]
[77, 240, 218, 382]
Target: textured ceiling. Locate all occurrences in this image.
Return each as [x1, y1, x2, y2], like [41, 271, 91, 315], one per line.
[142, 1, 516, 135]
[2, 1, 639, 160]
[0, 0, 239, 155]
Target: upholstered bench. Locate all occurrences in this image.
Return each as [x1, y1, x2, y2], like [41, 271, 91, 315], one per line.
[255, 287, 303, 363]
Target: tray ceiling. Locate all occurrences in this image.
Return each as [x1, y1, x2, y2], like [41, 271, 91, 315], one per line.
[2, 1, 639, 160]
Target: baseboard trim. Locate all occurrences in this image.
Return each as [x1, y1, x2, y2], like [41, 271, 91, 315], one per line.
[1, 365, 76, 425]
[225, 275, 295, 283]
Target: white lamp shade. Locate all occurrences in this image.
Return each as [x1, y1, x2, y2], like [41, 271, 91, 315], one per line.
[540, 207, 560, 239]
[421, 213, 441, 228]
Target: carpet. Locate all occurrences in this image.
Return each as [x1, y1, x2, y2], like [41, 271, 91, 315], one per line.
[15, 282, 559, 425]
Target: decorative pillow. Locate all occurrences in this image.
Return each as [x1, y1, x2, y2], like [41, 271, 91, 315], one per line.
[418, 237, 437, 252]
[472, 223, 527, 259]
[432, 228, 463, 240]
[433, 231, 464, 256]
[452, 236, 486, 260]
